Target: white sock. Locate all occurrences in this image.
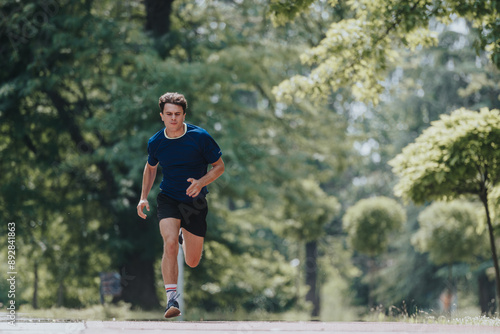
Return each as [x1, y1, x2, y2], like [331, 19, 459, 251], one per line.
[165, 284, 177, 300]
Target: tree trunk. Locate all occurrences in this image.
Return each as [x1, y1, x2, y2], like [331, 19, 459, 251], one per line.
[118, 256, 160, 310]
[32, 261, 38, 309]
[144, 0, 175, 36]
[480, 194, 500, 307]
[305, 241, 320, 317]
[478, 270, 496, 315]
[368, 258, 375, 308]
[57, 281, 64, 307]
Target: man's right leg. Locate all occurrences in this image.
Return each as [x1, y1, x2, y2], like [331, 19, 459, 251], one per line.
[159, 217, 181, 318]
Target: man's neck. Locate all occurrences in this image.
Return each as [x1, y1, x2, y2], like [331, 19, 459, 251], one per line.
[165, 123, 187, 139]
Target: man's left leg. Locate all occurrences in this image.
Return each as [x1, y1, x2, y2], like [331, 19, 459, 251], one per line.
[178, 196, 207, 267]
[181, 228, 204, 268]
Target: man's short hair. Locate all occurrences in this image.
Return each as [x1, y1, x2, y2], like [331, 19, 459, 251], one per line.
[159, 92, 187, 113]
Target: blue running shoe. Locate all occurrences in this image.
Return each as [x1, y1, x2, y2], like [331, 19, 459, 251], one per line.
[164, 292, 181, 318]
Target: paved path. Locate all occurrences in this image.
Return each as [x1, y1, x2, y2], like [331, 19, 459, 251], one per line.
[1, 321, 499, 334]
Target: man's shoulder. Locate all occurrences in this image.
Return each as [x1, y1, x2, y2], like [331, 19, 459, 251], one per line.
[186, 123, 211, 137]
[148, 128, 166, 147]
[149, 128, 165, 142]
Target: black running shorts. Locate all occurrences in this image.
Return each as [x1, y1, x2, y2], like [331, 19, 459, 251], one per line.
[156, 192, 208, 237]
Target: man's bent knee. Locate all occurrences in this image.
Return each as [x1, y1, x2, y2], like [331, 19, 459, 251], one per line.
[185, 256, 201, 268]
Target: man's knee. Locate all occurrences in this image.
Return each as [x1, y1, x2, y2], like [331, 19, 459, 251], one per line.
[184, 255, 201, 268]
[163, 237, 178, 256]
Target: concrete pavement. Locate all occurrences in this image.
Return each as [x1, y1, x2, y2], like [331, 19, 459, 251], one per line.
[1, 320, 499, 334]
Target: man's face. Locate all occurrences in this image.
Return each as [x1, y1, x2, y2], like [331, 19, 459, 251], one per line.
[160, 103, 185, 134]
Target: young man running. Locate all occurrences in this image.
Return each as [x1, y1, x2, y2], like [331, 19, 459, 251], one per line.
[137, 92, 225, 318]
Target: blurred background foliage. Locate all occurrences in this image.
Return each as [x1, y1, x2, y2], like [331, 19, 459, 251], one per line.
[0, 0, 499, 320]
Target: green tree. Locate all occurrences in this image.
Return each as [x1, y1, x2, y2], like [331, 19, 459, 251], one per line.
[343, 196, 406, 256]
[343, 196, 406, 305]
[413, 200, 488, 267]
[270, 0, 500, 103]
[0, 0, 149, 307]
[276, 179, 341, 316]
[389, 107, 500, 306]
[412, 200, 488, 312]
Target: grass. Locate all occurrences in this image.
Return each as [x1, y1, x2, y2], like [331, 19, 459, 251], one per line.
[16, 303, 312, 322]
[14, 303, 500, 326]
[17, 303, 158, 322]
[362, 304, 500, 326]
[446, 316, 500, 326]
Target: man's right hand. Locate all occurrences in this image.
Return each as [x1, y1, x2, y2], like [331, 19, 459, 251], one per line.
[137, 199, 150, 219]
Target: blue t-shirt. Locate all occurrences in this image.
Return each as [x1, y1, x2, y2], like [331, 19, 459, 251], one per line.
[147, 123, 222, 202]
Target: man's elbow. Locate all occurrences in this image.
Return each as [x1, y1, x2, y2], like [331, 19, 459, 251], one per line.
[218, 160, 225, 175]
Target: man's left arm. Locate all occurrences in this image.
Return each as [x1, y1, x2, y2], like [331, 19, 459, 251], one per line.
[186, 157, 225, 198]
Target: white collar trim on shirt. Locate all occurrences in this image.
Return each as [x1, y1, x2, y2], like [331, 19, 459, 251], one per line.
[164, 123, 187, 139]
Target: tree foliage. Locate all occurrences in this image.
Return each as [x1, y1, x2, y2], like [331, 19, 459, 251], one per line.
[0, 0, 156, 307]
[412, 200, 488, 266]
[389, 108, 500, 204]
[278, 179, 341, 242]
[343, 196, 405, 257]
[271, 0, 500, 103]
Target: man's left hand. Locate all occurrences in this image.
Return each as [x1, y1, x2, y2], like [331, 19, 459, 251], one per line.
[186, 178, 203, 197]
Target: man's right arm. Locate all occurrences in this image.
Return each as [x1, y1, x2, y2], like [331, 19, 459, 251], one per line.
[137, 162, 158, 219]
